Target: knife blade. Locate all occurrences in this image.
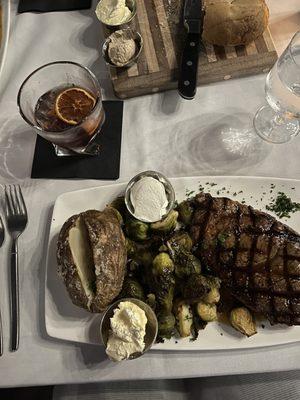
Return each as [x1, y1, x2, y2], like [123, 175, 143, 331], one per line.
[178, 0, 205, 100]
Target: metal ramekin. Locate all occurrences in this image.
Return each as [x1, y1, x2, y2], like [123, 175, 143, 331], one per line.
[124, 170, 175, 223]
[96, 0, 137, 29]
[100, 298, 158, 361]
[102, 29, 143, 68]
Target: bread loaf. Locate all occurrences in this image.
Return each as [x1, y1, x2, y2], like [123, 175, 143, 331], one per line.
[203, 0, 269, 46]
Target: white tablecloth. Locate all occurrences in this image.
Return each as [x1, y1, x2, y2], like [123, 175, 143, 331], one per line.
[0, 0, 299, 388]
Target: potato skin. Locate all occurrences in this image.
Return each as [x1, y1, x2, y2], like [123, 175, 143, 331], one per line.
[56, 208, 127, 313]
[84, 209, 127, 312]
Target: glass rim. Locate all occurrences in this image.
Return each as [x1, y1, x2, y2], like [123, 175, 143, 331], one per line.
[288, 30, 300, 68]
[17, 61, 102, 133]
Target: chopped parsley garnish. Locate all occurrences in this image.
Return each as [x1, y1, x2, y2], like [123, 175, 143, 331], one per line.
[266, 192, 300, 218]
[186, 189, 195, 197]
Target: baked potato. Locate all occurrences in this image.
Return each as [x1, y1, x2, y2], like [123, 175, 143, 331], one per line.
[57, 208, 127, 313]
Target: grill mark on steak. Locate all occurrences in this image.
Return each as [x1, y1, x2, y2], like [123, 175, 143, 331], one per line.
[265, 230, 276, 321]
[283, 243, 292, 324]
[213, 199, 223, 278]
[247, 207, 257, 301]
[189, 192, 300, 326]
[230, 202, 241, 293]
[199, 194, 213, 240]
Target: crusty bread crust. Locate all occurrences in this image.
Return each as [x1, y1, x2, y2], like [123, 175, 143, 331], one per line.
[203, 0, 269, 46]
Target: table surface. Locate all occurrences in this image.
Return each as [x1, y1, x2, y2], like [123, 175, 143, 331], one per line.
[0, 0, 299, 389]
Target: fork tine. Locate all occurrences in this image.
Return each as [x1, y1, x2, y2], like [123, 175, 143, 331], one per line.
[12, 185, 21, 214]
[9, 185, 18, 214]
[5, 186, 15, 216]
[16, 185, 27, 216]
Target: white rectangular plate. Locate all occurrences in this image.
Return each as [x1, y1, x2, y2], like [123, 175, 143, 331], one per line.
[0, 1, 10, 79]
[45, 176, 300, 350]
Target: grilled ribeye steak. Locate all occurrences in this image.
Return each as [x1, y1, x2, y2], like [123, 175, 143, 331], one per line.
[189, 193, 300, 325]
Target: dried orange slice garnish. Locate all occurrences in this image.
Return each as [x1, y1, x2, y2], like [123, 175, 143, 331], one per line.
[55, 87, 96, 125]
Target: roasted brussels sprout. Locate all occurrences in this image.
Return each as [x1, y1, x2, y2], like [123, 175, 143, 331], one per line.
[230, 307, 257, 337]
[146, 293, 157, 310]
[203, 276, 221, 304]
[125, 218, 149, 241]
[126, 238, 153, 267]
[109, 196, 127, 219]
[167, 242, 201, 278]
[126, 238, 136, 257]
[203, 287, 220, 304]
[176, 200, 193, 225]
[183, 274, 211, 299]
[119, 278, 145, 300]
[127, 260, 139, 274]
[150, 210, 178, 233]
[176, 303, 193, 338]
[191, 304, 207, 340]
[136, 250, 153, 268]
[154, 273, 175, 313]
[153, 253, 174, 275]
[158, 244, 168, 252]
[174, 251, 201, 278]
[197, 302, 217, 322]
[167, 231, 193, 252]
[152, 253, 175, 313]
[157, 311, 176, 339]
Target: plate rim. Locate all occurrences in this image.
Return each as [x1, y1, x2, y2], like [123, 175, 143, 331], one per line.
[45, 175, 300, 350]
[0, 0, 11, 79]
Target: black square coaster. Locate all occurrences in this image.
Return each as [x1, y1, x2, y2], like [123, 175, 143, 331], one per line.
[31, 101, 123, 180]
[18, 0, 92, 13]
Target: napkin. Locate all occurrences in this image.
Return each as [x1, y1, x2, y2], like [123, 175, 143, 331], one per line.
[31, 101, 123, 180]
[18, 0, 92, 13]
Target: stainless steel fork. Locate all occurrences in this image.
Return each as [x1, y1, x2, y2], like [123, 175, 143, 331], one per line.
[4, 185, 28, 352]
[0, 216, 5, 356]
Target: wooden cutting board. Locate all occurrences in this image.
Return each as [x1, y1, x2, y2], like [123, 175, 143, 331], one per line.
[105, 0, 277, 99]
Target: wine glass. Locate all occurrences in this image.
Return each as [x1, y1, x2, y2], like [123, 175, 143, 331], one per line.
[254, 31, 300, 144]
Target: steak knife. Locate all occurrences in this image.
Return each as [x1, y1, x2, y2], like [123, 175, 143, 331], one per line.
[178, 0, 205, 100]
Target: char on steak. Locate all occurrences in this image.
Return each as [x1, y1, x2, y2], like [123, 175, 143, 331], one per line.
[189, 192, 300, 325]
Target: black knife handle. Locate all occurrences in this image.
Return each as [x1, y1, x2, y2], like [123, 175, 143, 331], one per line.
[178, 32, 200, 100]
